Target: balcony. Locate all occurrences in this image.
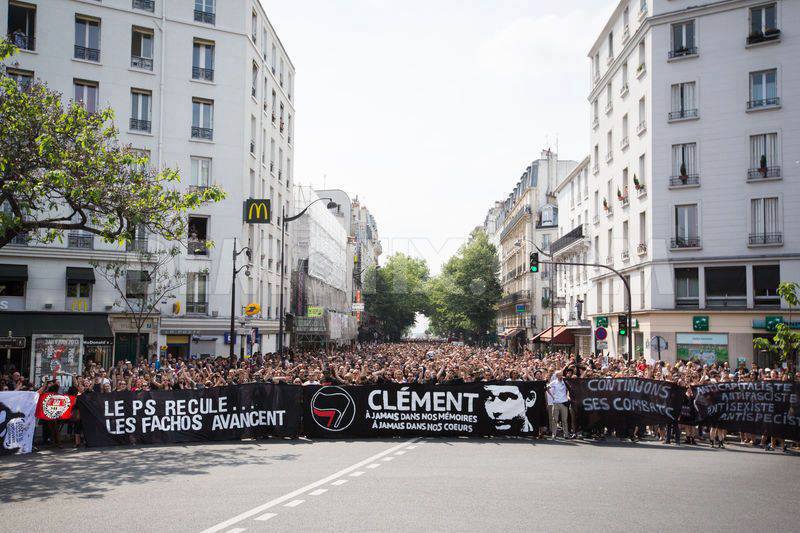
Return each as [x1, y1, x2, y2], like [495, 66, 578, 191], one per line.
[619, 195, 629, 208]
[668, 108, 698, 122]
[250, 141, 256, 154]
[748, 232, 782, 246]
[550, 224, 585, 255]
[592, 163, 599, 175]
[499, 290, 530, 308]
[620, 136, 629, 151]
[188, 239, 209, 255]
[747, 97, 781, 111]
[706, 296, 746, 309]
[7, 33, 35, 51]
[592, 214, 599, 225]
[132, 0, 155, 11]
[747, 29, 780, 46]
[191, 126, 213, 140]
[592, 116, 599, 130]
[670, 236, 701, 249]
[186, 301, 209, 314]
[192, 67, 214, 82]
[126, 238, 148, 253]
[636, 185, 647, 198]
[129, 118, 151, 133]
[498, 206, 531, 242]
[668, 46, 698, 60]
[131, 55, 153, 70]
[621, 250, 630, 262]
[68, 233, 94, 249]
[74, 45, 100, 62]
[194, 9, 216, 24]
[605, 151, 613, 163]
[637, 242, 647, 255]
[747, 166, 781, 181]
[605, 101, 613, 114]
[636, 63, 646, 79]
[619, 83, 629, 98]
[605, 256, 613, 266]
[636, 120, 647, 135]
[622, 26, 630, 43]
[668, 174, 700, 188]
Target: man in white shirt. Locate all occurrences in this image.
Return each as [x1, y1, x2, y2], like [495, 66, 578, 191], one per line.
[546, 371, 570, 439]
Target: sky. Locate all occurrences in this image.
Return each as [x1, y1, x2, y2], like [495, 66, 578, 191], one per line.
[264, 0, 617, 275]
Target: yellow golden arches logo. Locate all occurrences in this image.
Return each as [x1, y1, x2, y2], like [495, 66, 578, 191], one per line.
[71, 299, 89, 312]
[173, 301, 181, 315]
[244, 302, 261, 316]
[244, 199, 271, 224]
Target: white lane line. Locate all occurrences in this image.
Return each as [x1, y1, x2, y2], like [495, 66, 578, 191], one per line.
[406, 445, 417, 450]
[309, 489, 327, 496]
[382, 456, 394, 461]
[200, 438, 419, 533]
[225, 529, 247, 533]
[254, 513, 277, 522]
[366, 463, 381, 469]
[350, 471, 365, 477]
[394, 451, 406, 455]
[284, 500, 304, 508]
[331, 479, 349, 486]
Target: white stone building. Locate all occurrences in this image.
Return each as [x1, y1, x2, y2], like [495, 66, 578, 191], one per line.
[586, 0, 799, 364]
[0, 0, 295, 371]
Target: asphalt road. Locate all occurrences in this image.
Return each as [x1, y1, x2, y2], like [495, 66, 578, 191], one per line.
[1, 438, 797, 532]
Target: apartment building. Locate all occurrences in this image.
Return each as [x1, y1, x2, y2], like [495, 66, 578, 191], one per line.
[0, 0, 296, 373]
[586, 0, 799, 364]
[494, 150, 577, 351]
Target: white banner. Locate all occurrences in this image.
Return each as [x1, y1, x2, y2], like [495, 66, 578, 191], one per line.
[0, 391, 39, 455]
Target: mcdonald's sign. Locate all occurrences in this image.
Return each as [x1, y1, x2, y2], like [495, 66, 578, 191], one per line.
[70, 299, 90, 312]
[244, 199, 271, 224]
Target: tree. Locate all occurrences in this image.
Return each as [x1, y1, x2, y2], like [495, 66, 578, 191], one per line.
[753, 282, 800, 368]
[363, 253, 429, 341]
[0, 39, 224, 248]
[92, 246, 199, 361]
[426, 230, 502, 342]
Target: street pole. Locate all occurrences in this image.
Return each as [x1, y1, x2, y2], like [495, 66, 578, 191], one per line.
[550, 261, 555, 354]
[277, 204, 286, 358]
[229, 238, 237, 359]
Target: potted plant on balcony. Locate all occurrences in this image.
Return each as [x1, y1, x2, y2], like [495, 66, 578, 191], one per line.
[602, 198, 609, 212]
[759, 154, 768, 177]
[633, 174, 644, 191]
[749, 29, 764, 43]
[679, 162, 688, 184]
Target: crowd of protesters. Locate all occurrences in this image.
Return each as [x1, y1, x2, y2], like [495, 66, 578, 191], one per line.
[2, 341, 797, 452]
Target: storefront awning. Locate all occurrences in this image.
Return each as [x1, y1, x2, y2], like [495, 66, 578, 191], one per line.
[66, 267, 95, 283]
[0, 312, 112, 338]
[532, 325, 575, 345]
[499, 328, 519, 338]
[0, 264, 28, 282]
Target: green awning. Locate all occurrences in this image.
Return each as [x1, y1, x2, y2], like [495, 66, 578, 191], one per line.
[0, 264, 28, 282]
[66, 267, 95, 283]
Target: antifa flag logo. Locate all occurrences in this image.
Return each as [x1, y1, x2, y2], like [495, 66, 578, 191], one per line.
[0, 402, 26, 455]
[40, 394, 73, 420]
[310, 386, 356, 432]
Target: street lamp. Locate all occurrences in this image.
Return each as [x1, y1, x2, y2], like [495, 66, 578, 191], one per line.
[277, 196, 339, 358]
[230, 238, 252, 359]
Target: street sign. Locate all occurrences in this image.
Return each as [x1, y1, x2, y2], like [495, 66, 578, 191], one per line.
[596, 341, 608, 350]
[352, 302, 365, 312]
[693, 315, 709, 331]
[307, 306, 323, 317]
[766, 315, 783, 332]
[595, 316, 608, 327]
[595, 327, 607, 340]
[515, 304, 526, 314]
[0, 336, 26, 349]
[244, 302, 261, 316]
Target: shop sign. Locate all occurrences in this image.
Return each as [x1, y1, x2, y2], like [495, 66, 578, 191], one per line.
[595, 316, 608, 327]
[692, 315, 709, 331]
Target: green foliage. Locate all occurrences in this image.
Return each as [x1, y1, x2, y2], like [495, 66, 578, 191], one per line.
[0, 39, 225, 248]
[753, 282, 800, 363]
[363, 253, 430, 341]
[426, 230, 502, 341]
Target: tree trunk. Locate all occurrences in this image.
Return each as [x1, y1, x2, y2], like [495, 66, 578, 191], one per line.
[135, 325, 142, 364]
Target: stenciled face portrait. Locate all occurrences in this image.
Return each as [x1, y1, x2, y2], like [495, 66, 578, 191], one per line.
[483, 384, 537, 433]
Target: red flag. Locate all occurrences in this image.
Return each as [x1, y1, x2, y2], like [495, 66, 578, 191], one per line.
[35, 393, 76, 421]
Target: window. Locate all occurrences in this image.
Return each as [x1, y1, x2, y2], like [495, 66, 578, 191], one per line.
[271, 44, 277, 73]
[67, 281, 91, 298]
[606, 130, 613, 160]
[132, 0, 155, 12]
[186, 272, 208, 313]
[191, 98, 214, 139]
[749, 69, 779, 109]
[622, 220, 629, 255]
[607, 228, 613, 262]
[262, 28, 268, 59]
[7, 68, 33, 91]
[592, 100, 599, 124]
[192, 40, 215, 81]
[637, 41, 645, 73]
[749, 4, 778, 43]
[74, 80, 98, 114]
[596, 281, 603, 313]
[673, 204, 699, 247]
[705, 266, 746, 308]
[270, 138, 276, 171]
[190, 157, 211, 188]
[638, 153, 646, 185]
[670, 143, 698, 185]
[279, 102, 285, 132]
[278, 147, 283, 179]
[750, 197, 781, 245]
[606, 82, 613, 112]
[251, 10, 258, 42]
[250, 115, 256, 154]
[637, 97, 646, 132]
[670, 20, 696, 57]
[638, 211, 646, 248]
[251, 63, 258, 98]
[194, 0, 215, 25]
[74, 16, 101, 62]
[623, 7, 629, 31]
[669, 82, 697, 120]
[748, 133, 779, 179]
[8, 2, 36, 51]
[753, 265, 780, 307]
[130, 90, 152, 132]
[608, 31, 614, 59]
[675, 268, 699, 308]
[187, 215, 209, 255]
[288, 114, 293, 143]
[125, 271, 148, 300]
[621, 114, 629, 146]
[288, 72, 293, 100]
[131, 27, 153, 70]
[592, 52, 600, 81]
[68, 230, 94, 249]
[622, 62, 628, 86]
[279, 58, 285, 86]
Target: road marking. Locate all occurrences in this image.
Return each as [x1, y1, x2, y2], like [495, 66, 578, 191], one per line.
[331, 479, 349, 486]
[254, 513, 276, 522]
[225, 529, 247, 533]
[394, 451, 406, 455]
[309, 489, 327, 496]
[284, 500, 304, 508]
[406, 445, 417, 450]
[382, 456, 394, 461]
[350, 471, 365, 477]
[367, 463, 381, 469]
[200, 438, 418, 533]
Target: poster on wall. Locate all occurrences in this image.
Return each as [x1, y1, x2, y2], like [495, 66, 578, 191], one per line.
[676, 333, 728, 365]
[30, 334, 83, 390]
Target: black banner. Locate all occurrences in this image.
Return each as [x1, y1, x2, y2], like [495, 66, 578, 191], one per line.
[692, 381, 800, 439]
[567, 378, 687, 429]
[303, 381, 547, 438]
[78, 383, 302, 447]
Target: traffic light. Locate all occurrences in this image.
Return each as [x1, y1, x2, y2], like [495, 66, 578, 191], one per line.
[529, 252, 539, 273]
[618, 316, 628, 336]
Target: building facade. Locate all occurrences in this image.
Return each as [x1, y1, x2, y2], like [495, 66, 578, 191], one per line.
[0, 0, 296, 375]
[585, 0, 799, 364]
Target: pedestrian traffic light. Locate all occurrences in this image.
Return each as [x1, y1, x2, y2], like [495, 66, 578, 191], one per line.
[618, 316, 628, 336]
[529, 252, 539, 273]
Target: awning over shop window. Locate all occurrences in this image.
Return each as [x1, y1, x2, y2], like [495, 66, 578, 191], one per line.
[0, 264, 28, 282]
[532, 325, 575, 345]
[66, 267, 95, 283]
[0, 312, 112, 337]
